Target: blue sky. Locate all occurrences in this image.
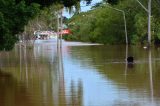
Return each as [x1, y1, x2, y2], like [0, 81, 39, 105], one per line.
[63, 0, 102, 18]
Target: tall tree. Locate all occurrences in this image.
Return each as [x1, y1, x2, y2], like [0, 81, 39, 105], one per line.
[0, 0, 92, 50]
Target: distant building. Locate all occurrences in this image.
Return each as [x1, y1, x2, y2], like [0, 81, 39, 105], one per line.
[34, 31, 57, 39]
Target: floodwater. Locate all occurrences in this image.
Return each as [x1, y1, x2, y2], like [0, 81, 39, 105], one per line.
[0, 40, 160, 106]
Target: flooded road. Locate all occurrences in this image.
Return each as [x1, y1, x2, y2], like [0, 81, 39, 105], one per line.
[0, 40, 160, 106]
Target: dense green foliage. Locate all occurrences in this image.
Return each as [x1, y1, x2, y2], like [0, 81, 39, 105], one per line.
[1, 0, 160, 50]
[0, 0, 40, 50]
[15, 0, 92, 7]
[0, 0, 90, 50]
[66, 0, 160, 45]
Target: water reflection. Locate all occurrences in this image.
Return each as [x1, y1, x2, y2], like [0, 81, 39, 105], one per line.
[1, 41, 160, 106]
[56, 46, 66, 106]
[65, 45, 160, 106]
[0, 68, 34, 106]
[125, 45, 128, 77]
[68, 80, 83, 106]
[148, 49, 154, 104]
[55, 46, 83, 106]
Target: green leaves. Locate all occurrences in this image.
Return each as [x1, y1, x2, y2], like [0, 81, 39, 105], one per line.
[67, 5, 126, 44]
[0, 0, 40, 50]
[67, 0, 160, 45]
[0, 0, 92, 50]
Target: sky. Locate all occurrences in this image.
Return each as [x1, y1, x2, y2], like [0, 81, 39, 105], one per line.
[63, 0, 102, 18]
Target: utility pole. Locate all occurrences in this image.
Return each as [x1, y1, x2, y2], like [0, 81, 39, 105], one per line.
[60, 9, 63, 48]
[107, 4, 128, 45]
[136, 0, 152, 46]
[56, 9, 63, 49]
[123, 11, 128, 45]
[56, 10, 60, 48]
[148, 0, 152, 46]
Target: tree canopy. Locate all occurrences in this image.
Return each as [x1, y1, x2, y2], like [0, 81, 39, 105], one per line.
[65, 0, 160, 45]
[0, 0, 92, 50]
[2, 0, 160, 50]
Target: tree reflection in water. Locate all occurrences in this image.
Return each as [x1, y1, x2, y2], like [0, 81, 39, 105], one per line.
[68, 80, 83, 106]
[56, 46, 83, 106]
[1, 41, 158, 106]
[0, 69, 33, 106]
[0, 43, 84, 106]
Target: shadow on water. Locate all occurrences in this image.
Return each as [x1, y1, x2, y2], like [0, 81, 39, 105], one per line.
[0, 69, 12, 78]
[0, 68, 34, 106]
